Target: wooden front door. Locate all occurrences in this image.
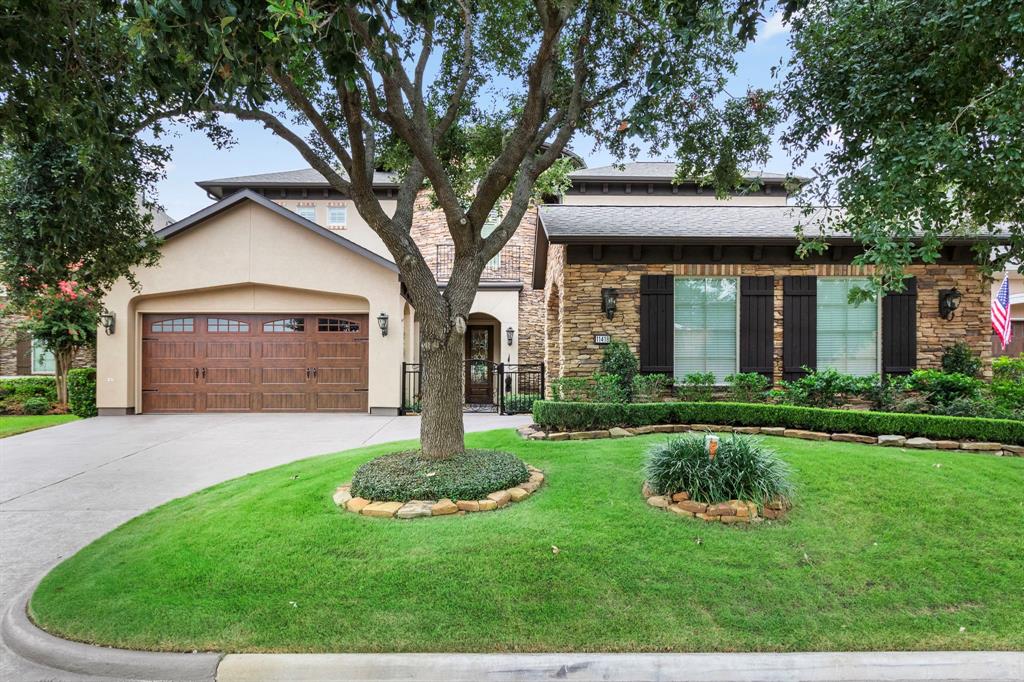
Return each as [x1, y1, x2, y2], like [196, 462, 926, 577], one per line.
[464, 325, 494, 404]
[141, 314, 368, 413]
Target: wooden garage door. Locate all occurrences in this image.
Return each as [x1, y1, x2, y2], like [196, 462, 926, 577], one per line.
[142, 314, 368, 413]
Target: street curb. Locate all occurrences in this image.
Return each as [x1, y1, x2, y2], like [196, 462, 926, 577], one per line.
[2, 583, 222, 681]
[217, 651, 1024, 682]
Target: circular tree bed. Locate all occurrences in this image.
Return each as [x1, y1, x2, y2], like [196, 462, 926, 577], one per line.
[333, 449, 544, 519]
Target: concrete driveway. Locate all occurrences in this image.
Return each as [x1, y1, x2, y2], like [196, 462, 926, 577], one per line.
[0, 412, 529, 681]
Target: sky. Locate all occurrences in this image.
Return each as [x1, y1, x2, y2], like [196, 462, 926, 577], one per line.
[151, 11, 801, 222]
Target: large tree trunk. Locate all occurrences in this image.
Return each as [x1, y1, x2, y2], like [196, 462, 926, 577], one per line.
[54, 348, 72, 406]
[419, 322, 467, 459]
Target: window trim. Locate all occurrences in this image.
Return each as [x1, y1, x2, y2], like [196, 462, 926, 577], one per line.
[672, 276, 740, 385]
[815, 277, 882, 376]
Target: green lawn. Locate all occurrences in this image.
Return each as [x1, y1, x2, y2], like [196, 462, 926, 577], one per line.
[30, 430, 1024, 653]
[0, 413, 78, 438]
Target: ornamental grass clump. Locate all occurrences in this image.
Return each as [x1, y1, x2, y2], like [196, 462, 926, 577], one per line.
[644, 434, 793, 506]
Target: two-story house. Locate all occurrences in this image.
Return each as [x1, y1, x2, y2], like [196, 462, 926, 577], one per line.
[88, 159, 1003, 415]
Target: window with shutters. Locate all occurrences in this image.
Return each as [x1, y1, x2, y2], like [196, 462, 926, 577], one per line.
[673, 277, 738, 383]
[816, 278, 879, 376]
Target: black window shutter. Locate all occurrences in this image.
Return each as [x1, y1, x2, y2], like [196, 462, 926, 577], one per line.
[15, 333, 31, 375]
[739, 276, 774, 380]
[882, 277, 917, 376]
[782, 276, 816, 381]
[639, 274, 673, 374]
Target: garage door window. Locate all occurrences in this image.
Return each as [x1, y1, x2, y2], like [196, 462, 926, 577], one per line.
[263, 318, 305, 332]
[152, 317, 194, 332]
[318, 317, 360, 332]
[207, 318, 250, 333]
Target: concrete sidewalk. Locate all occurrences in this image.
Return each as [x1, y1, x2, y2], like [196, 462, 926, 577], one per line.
[216, 651, 1024, 682]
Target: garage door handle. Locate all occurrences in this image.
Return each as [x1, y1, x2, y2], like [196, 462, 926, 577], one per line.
[194, 367, 199, 379]
[201, 367, 207, 378]
[311, 367, 318, 377]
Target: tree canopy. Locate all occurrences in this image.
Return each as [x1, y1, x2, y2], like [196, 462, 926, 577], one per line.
[780, 0, 1024, 292]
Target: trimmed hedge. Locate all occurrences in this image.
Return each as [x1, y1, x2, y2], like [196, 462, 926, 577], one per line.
[532, 400, 1024, 445]
[68, 368, 98, 418]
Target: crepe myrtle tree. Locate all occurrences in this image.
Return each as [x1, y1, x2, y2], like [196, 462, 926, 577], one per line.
[779, 0, 1024, 297]
[130, 0, 785, 458]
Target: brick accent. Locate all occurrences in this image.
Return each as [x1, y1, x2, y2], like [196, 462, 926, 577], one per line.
[409, 195, 545, 364]
[546, 259, 993, 383]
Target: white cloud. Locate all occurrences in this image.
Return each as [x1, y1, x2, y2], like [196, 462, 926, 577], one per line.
[757, 11, 789, 43]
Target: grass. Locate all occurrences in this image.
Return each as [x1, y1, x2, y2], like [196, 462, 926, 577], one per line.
[30, 430, 1024, 654]
[0, 413, 78, 438]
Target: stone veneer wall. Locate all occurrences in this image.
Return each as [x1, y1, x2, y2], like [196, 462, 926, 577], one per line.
[408, 195, 545, 364]
[548, 260, 993, 383]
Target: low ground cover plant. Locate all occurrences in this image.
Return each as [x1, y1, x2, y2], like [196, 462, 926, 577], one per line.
[645, 434, 793, 506]
[350, 449, 529, 502]
[0, 376, 57, 414]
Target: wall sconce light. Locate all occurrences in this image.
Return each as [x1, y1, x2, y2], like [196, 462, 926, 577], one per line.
[938, 288, 962, 321]
[601, 288, 618, 321]
[99, 310, 116, 336]
[506, 326, 515, 346]
[376, 312, 389, 337]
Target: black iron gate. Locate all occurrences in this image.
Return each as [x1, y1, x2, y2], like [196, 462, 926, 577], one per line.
[400, 361, 545, 415]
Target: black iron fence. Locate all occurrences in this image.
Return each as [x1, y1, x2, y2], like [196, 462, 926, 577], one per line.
[400, 361, 545, 415]
[434, 244, 523, 282]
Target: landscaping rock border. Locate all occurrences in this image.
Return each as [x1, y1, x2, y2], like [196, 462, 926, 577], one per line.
[641, 484, 790, 525]
[520, 424, 1024, 457]
[333, 465, 544, 519]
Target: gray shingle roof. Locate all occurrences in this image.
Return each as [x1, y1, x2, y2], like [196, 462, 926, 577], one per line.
[197, 167, 400, 191]
[539, 204, 835, 242]
[568, 162, 797, 183]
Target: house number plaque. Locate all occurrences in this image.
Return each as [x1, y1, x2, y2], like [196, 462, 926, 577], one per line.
[594, 333, 611, 345]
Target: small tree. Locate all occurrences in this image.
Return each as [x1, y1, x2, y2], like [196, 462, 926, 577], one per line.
[13, 280, 102, 405]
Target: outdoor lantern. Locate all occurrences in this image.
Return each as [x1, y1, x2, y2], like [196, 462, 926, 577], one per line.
[601, 288, 618, 320]
[99, 310, 116, 336]
[939, 288, 962, 321]
[376, 312, 389, 336]
[506, 326, 515, 346]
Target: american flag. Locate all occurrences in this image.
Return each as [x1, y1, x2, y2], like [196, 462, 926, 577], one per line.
[992, 275, 1013, 349]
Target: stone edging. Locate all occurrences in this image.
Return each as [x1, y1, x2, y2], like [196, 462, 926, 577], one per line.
[333, 465, 544, 519]
[640, 482, 790, 525]
[519, 424, 1024, 457]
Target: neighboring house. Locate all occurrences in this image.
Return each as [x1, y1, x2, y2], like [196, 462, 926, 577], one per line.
[0, 203, 173, 379]
[993, 263, 1023, 357]
[87, 159, 1004, 416]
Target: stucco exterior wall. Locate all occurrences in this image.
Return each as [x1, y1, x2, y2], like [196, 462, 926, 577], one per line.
[272, 198, 397, 258]
[549, 259, 993, 383]
[97, 200, 405, 413]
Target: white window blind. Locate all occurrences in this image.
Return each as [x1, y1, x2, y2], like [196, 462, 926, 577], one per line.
[31, 338, 55, 374]
[481, 209, 501, 269]
[816, 278, 879, 376]
[673, 277, 738, 382]
[296, 206, 316, 221]
[327, 206, 347, 226]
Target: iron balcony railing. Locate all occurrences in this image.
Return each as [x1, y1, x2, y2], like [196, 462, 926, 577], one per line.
[434, 244, 523, 282]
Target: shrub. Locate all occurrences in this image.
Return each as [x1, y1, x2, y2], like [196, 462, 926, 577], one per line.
[532, 400, 1024, 445]
[67, 368, 98, 418]
[22, 396, 51, 415]
[600, 340, 639, 398]
[645, 434, 793, 506]
[350, 449, 529, 502]
[993, 355, 1024, 383]
[503, 392, 540, 414]
[725, 372, 771, 403]
[907, 369, 981, 406]
[631, 374, 673, 402]
[777, 368, 860, 408]
[550, 373, 626, 403]
[992, 356, 1024, 413]
[858, 374, 911, 412]
[0, 376, 58, 414]
[678, 372, 715, 401]
[941, 341, 982, 378]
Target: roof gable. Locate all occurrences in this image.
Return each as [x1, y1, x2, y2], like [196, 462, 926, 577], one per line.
[156, 189, 398, 273]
